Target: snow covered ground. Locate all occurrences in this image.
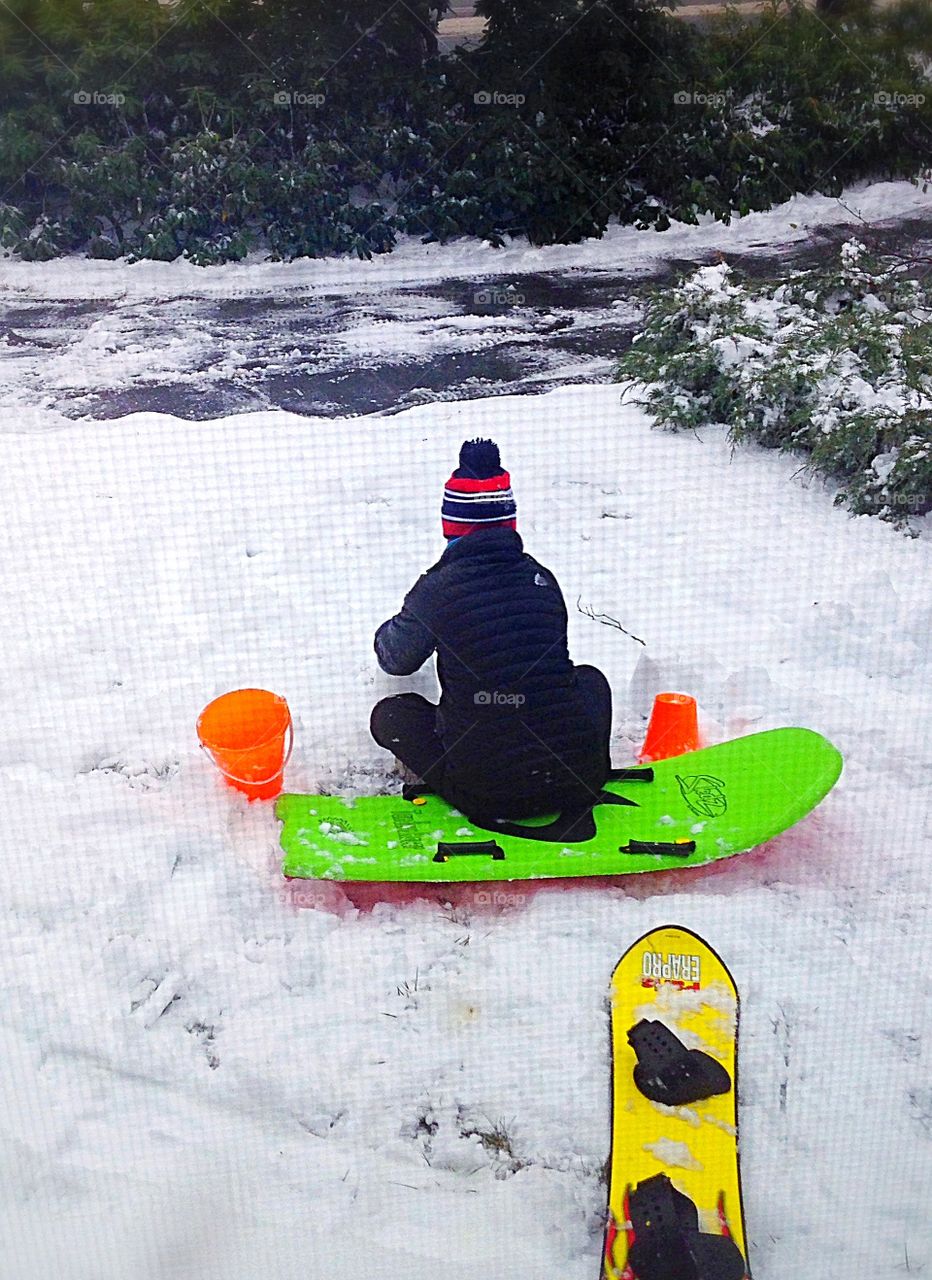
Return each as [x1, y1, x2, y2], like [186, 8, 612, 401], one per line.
[1, 182, 931, 1279]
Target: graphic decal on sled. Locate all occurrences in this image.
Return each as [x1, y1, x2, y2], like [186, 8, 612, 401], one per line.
[676, 774, 728, 818]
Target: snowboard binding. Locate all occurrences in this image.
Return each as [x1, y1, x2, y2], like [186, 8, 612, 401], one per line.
[401, 766, 656, 844]
[627, 1174, 747, 1280]
[628, 1020, 731, 1106]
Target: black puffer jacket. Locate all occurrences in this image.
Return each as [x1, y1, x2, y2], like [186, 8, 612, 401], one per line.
[374, 528, 607, 818]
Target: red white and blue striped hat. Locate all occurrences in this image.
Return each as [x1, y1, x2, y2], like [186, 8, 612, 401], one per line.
[442, 439, 517, 539]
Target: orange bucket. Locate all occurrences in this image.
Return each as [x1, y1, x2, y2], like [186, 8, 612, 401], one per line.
[197, 688, 293, 801]
[638, 692, 702, 763]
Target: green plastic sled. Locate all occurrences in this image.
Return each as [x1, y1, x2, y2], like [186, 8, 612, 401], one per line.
[276, 727, 842, 883]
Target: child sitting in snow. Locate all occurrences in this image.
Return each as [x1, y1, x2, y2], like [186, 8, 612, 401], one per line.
[370, 438, 612, 825]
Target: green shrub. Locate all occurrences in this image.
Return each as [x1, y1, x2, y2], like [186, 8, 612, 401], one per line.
[616, 241, 932, 528]
[0, 0, 930, 261]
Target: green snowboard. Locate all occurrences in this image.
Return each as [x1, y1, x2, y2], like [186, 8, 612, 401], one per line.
[276, 727, 842, 883]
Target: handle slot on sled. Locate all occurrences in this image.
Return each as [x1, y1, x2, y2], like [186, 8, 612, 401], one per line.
[620, 838, 696, 857]
[607, 767, 655, 783]
[433, 841, 505, 863]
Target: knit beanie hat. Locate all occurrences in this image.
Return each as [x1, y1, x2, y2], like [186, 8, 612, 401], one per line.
[442, 439, 517, 539]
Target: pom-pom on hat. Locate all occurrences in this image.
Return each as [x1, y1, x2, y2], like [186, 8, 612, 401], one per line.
[442, 438, 517, 539]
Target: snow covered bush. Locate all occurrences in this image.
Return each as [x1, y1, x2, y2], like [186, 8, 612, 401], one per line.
[616, 240, 932, 528]
[0, 0, 930, 260]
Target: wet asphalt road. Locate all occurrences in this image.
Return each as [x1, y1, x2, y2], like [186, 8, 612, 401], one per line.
[1, 215, 930, 422]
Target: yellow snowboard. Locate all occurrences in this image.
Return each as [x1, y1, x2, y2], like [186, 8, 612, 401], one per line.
[603, 926, 750, 1279]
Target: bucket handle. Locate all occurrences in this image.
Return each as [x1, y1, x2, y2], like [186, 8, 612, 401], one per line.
[200, 720, 294, 787]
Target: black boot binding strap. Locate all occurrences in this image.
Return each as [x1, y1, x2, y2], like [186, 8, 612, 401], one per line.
[628, 1020, 731, 1106]
[628, 1174, 747, 1280]
[402, 769, 656, 844]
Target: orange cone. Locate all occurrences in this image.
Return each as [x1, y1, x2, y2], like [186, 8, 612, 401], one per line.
[197, 688, 293, 800]
[638, 692, 701, 763]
